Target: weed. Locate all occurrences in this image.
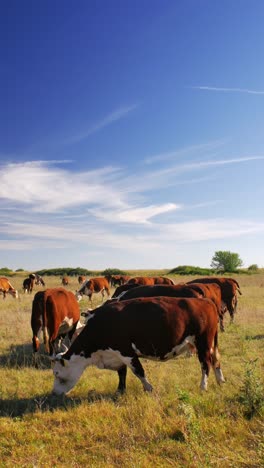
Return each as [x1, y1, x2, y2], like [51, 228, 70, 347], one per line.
[237, 359, 264, 419]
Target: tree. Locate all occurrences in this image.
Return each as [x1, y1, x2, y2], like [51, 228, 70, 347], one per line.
[211, 251, 243, 272]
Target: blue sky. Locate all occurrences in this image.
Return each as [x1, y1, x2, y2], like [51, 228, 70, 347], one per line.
[2, 0, 264, 271]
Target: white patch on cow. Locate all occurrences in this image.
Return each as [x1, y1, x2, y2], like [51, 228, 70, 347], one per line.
[58, 317, 74, 335]
[214, 367, 225, 385]
[200, 370, 208, 391]
[164, 336, 196, 359]
[52, 349, 133, 395]
[76, 294, 83, 302]
[88, 349, 132, 370]
[52, 353, 88, 395]
[116, 291, 127, 300]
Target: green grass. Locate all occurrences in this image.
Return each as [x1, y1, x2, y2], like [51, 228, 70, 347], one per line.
[0, 273, 263, 467]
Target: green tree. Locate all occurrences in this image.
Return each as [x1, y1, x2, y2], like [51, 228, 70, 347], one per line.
[211, 250, 243, 272]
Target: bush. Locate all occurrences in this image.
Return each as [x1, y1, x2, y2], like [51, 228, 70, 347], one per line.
[248, 264, 259, 272]
[101, 268, 128, 276]
[169, 266, 214, 275]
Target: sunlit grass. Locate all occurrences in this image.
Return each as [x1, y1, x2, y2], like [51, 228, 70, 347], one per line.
[0, 273, 263, 466]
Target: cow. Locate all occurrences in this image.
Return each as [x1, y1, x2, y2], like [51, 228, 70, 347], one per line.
[110, 275, 131, 287]
[0, 277, 18, 299]
[78, 275, 86, 285]
[187, 277, 242, 322]
[35, 274, 45, 287]
[111, 282, 141, 298]
[23, 276, 35, 293]
[76, 277, 110, 304]
[115, 283, 205, 302]
[62, 276, 69, 286]
[31, 288, 80, 355]
[185, 282, 227, 332]
[51, 296, 225, 396]
[127, 276, 174, 286]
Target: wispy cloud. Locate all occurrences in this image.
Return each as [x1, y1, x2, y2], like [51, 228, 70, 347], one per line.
[191, 86, 264, 95]
[66, 103, 139, 143]
[144, 139, 227, 164]
[90, 203, 180, 224]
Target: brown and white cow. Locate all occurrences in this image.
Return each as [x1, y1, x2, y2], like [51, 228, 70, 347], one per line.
[76, 277, 110, 304]
[127, 276, 174, 286]
[78, 275, 86, 285]
[0, 277, 18, 299]
[187, 277, 242, 322]
[35, 274, 45, 287]
[62, 276, 69, 286]
[51, 296, 225, 395]
[31, 288, 80, 355]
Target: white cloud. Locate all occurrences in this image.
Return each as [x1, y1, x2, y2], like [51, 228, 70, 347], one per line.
[191, 86, 264, 95]
[66, 103, 139, 143]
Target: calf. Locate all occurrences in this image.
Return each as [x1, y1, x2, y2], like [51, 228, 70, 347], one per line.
[51, 297, 225, 395]
[76, 277, 110, 304]
[62, 276, 69, 286]
[0, 277, 18, 299]
[31, 288, 80, 355]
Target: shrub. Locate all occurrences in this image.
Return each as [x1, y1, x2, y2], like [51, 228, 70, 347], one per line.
[237, 359, 264, 419]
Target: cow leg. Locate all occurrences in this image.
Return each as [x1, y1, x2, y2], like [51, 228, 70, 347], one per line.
[211, 341, 225, 386]
[117, 365, 127, 393]
[129, 356, 153, 392]
[196, 337, 212, 391]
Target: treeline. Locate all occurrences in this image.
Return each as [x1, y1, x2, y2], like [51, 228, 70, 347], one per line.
[169, 266, 215, 275]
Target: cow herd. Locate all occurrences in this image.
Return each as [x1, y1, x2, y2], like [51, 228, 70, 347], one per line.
[1, 273, 242, 397]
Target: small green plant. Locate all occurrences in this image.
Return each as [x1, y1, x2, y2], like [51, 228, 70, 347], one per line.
[237, 359, 264, 419]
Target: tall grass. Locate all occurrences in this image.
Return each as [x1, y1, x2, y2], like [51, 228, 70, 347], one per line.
[0, 273, 263, 466]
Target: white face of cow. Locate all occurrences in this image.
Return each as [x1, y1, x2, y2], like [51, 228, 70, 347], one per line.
[52, 353, 87, 395]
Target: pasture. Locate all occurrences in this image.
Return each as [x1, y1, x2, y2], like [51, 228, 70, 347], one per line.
[0, 273, 263, 467]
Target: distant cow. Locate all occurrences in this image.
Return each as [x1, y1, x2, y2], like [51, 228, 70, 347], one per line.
[127, 276, 174, 286]
[23, 276, 35, 294]
[62, 277, 69, 286]
[78, 275, 86, 285]
[76, 277, 110, 304]
[110, 275, 131, 287]
[187, 277, 242, 321]
[0, 277, 18, 299]
[35, 274, 45, 287]
[52, 297, 225, 395]
[31, 288, 80, 355]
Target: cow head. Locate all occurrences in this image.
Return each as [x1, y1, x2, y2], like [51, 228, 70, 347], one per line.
[51, 353, 87, 395]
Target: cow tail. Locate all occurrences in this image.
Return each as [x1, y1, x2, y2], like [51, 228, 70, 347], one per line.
[42, 298, 50, 353]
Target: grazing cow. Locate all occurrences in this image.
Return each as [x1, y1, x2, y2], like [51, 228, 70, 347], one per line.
[116, 283, 205, 302]
[62, 276, 69, 286]
[187, 277, 242, 321]
[127, 276, 174, 286]
[31, 288, 80, 355]
[111, 282, 141, 298]
[78, 275, 86, 285]
[23, 276, 35, 294]
[35, 274, 45, 287]
[110, 275, 131, 287]
[0, 277, 18, 299]
[185, 282, 227, 332]
[51, 296, 225, 395]
[76, 277, 110, 304]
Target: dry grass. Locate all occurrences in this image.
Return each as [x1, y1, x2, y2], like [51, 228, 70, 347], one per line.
[0, 273, 263, 467]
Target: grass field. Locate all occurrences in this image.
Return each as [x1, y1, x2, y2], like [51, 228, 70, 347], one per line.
[0, 273, 263, 467]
